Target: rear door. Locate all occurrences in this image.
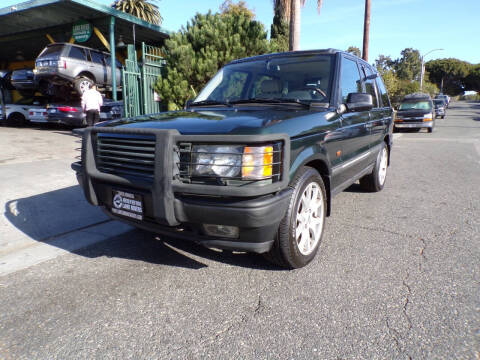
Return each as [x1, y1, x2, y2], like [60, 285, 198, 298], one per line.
[334, 55, 371, 188]
[90, 50, 108, 85]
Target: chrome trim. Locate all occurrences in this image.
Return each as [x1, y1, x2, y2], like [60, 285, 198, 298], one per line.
[332, 150, 371, 175]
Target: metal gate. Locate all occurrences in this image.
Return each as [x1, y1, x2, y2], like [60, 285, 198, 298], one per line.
[121, 43, 164, 118]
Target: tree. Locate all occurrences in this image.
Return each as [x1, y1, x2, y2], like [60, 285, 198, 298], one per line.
[375, 54, 394, 74]
[465, 64, 480, 92]
[346, 46, 361, 58]
[289, 0, 323, 51]
[270, 0, 290, 52]
[112, 0, 162, 25]
[394, 48, 421, 81]
[153, 11, 270, 110]
[220, 0, 255, 19]
[426, 58, 471, 95]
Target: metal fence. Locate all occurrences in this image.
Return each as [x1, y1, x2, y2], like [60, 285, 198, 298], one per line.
[122, 42, 164, 118]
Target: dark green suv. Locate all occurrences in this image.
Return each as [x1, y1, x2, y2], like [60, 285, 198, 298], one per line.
[72, 49, 393, 268]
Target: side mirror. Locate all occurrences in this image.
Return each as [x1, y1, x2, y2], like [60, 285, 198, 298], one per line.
[346, 92, 373, 112]
[184, 99, 193, 109]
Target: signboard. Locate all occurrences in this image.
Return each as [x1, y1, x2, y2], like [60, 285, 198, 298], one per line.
[72, 20, 92, 43]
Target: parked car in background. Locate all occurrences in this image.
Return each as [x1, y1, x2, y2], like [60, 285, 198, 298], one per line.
[72, 49, 394, 269]
[35, 43, 122, 96]
[435, 94, 450, 108]
[47, 102, 86, 127]
[433, 98, 446, 119]
[395, 93, 435, 133]
[0, 96, 49, 126]
[28, 107, 48, 123]
[11, 69, 37, 95]
[100, 100, 124, 121]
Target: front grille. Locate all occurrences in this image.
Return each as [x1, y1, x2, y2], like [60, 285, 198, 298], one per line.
[175, 142, 283, 185]
[95, 134, 156, 179]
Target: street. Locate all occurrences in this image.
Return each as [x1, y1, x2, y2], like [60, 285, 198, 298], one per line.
[0, 101, 479, 359]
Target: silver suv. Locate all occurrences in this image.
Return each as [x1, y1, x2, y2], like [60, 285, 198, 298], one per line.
[35, 43, 121, 95]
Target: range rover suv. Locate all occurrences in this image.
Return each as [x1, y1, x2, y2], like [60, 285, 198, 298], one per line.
[35, 43, 121, 95]
[72, 49, 393, 268]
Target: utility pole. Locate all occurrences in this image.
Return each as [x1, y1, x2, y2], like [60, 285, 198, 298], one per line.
[419, 48, 443, 92]
[362, 0, 371, 61]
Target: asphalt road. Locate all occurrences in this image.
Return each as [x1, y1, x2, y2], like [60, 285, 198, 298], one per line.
[0, 102, 479, 359]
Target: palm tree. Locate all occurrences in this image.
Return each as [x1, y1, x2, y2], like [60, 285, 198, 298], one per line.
[288, 0, 323, 51]
[112, 0, 163, 25]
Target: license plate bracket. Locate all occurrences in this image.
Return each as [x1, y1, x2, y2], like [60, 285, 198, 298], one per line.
[111, 190, 144, 220]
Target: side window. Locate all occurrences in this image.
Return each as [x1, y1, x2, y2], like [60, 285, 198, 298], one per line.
[376, 76, 390, 108]
[68, 46, 86, 61]
[340, 57, 362, 103]
[363, 65, 379, 108]
[91, 51, 104, 65]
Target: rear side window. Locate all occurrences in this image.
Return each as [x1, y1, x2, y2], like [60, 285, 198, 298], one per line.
[68, 46, 87, 61]
[340, 57, 362, 103]
[362, 65, 379, 108]
[90, 51, 104, 64]
[376, 76, 390, 107]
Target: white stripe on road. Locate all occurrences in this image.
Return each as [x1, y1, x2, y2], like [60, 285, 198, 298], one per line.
[0, 221, 132, 277]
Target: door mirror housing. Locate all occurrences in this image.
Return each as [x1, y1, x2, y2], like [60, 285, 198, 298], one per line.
[345, 92, 373, 112]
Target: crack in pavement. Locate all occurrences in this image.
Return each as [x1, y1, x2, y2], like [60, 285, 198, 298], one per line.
[419, 238, 427, 272]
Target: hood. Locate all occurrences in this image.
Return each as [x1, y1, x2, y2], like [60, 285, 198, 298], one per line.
[98, 106, 334, 137]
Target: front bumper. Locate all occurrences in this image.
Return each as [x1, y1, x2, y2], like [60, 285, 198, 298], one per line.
[394, 121, 433, 129]
[72, 128, 291, 253]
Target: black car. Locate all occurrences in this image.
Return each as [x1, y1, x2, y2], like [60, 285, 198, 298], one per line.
[72, 49, 393, 268]
[47, 102, 86, 127]
[11, 69, 37, 94]
[394, 93, 435, 133]
[433, 99, 446, 119]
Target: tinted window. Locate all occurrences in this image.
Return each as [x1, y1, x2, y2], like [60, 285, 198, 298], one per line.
[340, 57, 362, 103]
[362, 65, 378, 108]
[399, 101, 432, 110]
[39, 45, 64, 57]
[91, 51, 104, 64]
[195, 55, 334, 104]
[376, 76, 390, 107]
[68, 46, 86, 61]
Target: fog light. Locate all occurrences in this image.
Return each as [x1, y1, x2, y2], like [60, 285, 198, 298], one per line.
[203, 224, 239, 238]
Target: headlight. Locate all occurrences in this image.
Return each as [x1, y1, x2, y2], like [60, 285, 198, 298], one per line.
[423, 113, 433, 121]
[190, 144, 276, 180]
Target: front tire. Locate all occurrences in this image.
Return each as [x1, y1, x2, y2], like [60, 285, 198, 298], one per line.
[6, 113, 27, 126]
[74, 77, 93, 95]
[360, 142, 388, 192]
[264, 167, 326, 269]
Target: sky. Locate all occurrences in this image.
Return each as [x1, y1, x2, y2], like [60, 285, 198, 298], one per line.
[2, 0, 479, 64]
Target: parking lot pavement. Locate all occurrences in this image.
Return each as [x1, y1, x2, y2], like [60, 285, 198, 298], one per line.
[0, 102, 479, 359]
[0, 125, 132, 275]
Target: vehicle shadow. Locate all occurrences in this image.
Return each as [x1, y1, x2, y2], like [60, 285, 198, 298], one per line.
[4, 185, 282, 271]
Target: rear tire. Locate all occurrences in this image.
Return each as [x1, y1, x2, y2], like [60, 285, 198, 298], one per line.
[6, 113, 27, 126]
[428, 127, 433, 133]
[74, 77, 93, 95]
[264, 167, 326, 269]
[359, 142, 388, 192]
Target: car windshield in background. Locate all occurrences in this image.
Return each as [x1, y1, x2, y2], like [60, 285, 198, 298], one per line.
[434, 99, 444, 105]
[193, 54, 334, 105]
[399, 101, 432, 110]
[39, 44, 64, 57]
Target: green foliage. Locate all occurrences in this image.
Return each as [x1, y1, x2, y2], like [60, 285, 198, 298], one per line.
[465, 64, 480, 92]
[426, 58, 473, 95]
[112, 0, 162, 25]
[153, 11, 270, 110]
[270, 5, 289, 52]
[346, 46, 361, 58]
[375, 55, 394, 74]
[394, 48, 421, 81]
[220, 0, 255, 19]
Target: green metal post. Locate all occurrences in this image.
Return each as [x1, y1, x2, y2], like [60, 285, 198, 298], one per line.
[109, 16, 117, 101]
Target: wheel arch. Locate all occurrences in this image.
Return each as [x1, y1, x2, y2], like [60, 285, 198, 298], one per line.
[76, 72, 96, 83]
[290, 151, 332, 217]
[8, 111, 26, 120]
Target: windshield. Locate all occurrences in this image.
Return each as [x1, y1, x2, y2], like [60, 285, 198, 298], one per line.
[399, 100, 432, 110]
[194, 54, 334, 105]
[433, 99, 444, 105]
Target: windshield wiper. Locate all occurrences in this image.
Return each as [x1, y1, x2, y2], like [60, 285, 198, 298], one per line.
[190, 100, 232, 107]
[230, 98, 325, 109]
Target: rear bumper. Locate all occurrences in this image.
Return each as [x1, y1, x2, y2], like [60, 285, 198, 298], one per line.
[48, 114, 85, 126]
